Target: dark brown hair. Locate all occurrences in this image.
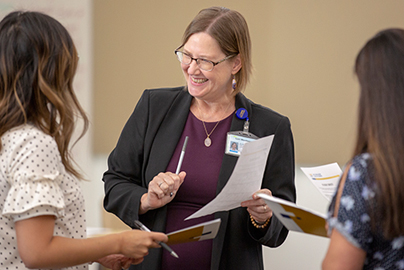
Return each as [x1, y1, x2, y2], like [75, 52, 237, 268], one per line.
[354, 28, 404, 238]
[181, 6, 252, 94]
[0, 11, 89, 179]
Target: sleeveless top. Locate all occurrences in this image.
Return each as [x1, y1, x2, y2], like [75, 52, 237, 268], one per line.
[327, 153, 404, 269]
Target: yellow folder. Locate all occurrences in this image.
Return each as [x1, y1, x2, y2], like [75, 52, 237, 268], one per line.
[258, 193, 328, 238]
[167, 218, 221, 245]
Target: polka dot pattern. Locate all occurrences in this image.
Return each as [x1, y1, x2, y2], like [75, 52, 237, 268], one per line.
[0, 124, 88, 269]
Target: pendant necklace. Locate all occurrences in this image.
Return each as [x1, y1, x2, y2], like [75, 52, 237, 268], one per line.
[202, 120, 220, 147]
[197, 101, 232, 147]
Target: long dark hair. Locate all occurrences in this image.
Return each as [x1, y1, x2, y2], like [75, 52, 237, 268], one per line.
[354, 28, 404, 238]
[0, 11, 89, 179]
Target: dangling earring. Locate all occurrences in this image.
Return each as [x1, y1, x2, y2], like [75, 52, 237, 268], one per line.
[232, 75, 237, 90]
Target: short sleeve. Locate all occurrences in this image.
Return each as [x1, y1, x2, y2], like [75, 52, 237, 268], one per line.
[2, 128, 65, 220]
[327, 154, 375, 252]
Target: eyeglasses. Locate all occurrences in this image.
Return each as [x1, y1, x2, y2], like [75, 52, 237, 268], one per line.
[174, 46, 235, 71]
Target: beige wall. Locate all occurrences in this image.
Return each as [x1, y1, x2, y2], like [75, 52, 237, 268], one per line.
[93, 0, 404, 165]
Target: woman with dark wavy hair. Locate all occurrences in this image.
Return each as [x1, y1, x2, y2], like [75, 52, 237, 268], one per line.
[322, 28, 404, 269]
[0, 11, 167, 270]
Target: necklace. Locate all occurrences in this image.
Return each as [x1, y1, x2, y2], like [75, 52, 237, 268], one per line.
[197, 101, 232, 147]
[202, 120, 220, 147]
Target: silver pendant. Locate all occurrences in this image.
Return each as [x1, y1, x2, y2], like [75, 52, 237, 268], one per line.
[204, 137, 211, 147]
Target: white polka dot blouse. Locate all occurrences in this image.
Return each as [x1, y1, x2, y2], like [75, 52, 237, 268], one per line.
[0, 124, 87, 269]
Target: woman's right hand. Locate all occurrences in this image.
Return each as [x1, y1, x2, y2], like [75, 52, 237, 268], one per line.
[118, 230, 168, 261]
[96, 254, 143, 269]
[139, 171, 186, 214]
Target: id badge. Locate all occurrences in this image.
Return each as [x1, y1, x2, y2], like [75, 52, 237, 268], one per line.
[225, 131, 258, 156]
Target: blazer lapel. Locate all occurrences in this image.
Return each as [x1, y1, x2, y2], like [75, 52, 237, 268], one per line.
[146, 91, 193, 182]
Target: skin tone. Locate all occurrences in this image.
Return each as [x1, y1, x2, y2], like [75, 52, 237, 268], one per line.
[322, 229, 366, 269]
[140, 31, 273, 225]
[140, 172, 186, 214]
[322, 164, 366, 269]
[241, 189, 273, 224]
[183, 32, 238, 118]
[231, 143, 237, 150]
[15, 215, 167, 269]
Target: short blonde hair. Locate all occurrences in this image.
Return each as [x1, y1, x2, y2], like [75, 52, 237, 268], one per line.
[181, 6, 252, 94]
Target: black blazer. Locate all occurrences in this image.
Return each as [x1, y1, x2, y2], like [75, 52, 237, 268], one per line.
[103, 87, 296, 270]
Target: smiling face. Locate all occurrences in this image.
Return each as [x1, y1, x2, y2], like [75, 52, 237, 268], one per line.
[181, 32, 241, 103]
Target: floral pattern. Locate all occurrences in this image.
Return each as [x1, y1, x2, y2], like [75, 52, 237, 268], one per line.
[327, 154, 404, 269]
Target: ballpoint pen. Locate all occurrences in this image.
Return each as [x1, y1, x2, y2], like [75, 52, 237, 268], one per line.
[134, 220, 179, 259]
[175, 136, 189, 175]
[169, 136, 188, 197]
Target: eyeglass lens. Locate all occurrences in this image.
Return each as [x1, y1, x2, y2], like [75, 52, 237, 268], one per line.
[176, 51, 213, 71]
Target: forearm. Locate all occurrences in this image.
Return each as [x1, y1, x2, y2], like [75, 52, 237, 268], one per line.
[15, 215, 124, 269]
[322, 229, 366, 270]
[21, 234, 122, 269]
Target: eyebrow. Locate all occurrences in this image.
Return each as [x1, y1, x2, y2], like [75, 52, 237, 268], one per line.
[182, 48, 213, 60]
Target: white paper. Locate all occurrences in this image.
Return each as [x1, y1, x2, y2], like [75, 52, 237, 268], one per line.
[185, 135, 274, 220]
[300, 163, 342, 201]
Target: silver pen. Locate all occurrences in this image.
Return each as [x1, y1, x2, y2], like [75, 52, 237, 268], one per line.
[134, 220, 179, 259]
[175, 136, 189, 174]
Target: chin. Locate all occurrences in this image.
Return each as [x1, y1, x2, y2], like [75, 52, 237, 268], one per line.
[187, 84, 204, 98]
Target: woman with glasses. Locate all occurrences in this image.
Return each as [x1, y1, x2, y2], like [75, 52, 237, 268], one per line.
[103, 6, 296, 270]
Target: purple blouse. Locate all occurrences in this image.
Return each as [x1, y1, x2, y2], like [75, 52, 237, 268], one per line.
[161, 110, 233, 269]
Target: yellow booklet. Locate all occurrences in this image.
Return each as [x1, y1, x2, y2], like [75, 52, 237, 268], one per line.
[258, 193, 328, 238]
[167, 218, 221, 245]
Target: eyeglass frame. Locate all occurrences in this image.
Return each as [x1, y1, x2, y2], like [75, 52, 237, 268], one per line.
[174, 45, 236, 71]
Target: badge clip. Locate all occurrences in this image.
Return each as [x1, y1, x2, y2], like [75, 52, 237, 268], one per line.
[226, 108, 258, 156]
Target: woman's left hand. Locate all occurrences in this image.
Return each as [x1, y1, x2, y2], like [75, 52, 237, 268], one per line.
[241, 188, 273, 224]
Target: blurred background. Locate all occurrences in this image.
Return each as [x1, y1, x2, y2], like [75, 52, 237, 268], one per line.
[1, 0, 404, 269]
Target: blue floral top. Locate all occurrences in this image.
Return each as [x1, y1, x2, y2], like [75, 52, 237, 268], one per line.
[327, 153, 404, 269]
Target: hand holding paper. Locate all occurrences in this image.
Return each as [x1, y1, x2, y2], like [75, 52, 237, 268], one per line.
[258, 193, 328, 238]
[185, 135, 274, 220]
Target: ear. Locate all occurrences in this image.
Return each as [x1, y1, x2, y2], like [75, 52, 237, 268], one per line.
[232, 54, 242, 74]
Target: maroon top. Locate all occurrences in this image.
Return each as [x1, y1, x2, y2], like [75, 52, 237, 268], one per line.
[161, 110, 233, 269]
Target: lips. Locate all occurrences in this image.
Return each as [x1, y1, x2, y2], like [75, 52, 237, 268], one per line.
[191, 77, 208, 84]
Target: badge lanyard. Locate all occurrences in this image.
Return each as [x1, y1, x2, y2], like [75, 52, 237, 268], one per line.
[225, 108, 259, 157]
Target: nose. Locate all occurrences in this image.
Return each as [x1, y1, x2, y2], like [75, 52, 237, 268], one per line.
[187, 59, 201, 74]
